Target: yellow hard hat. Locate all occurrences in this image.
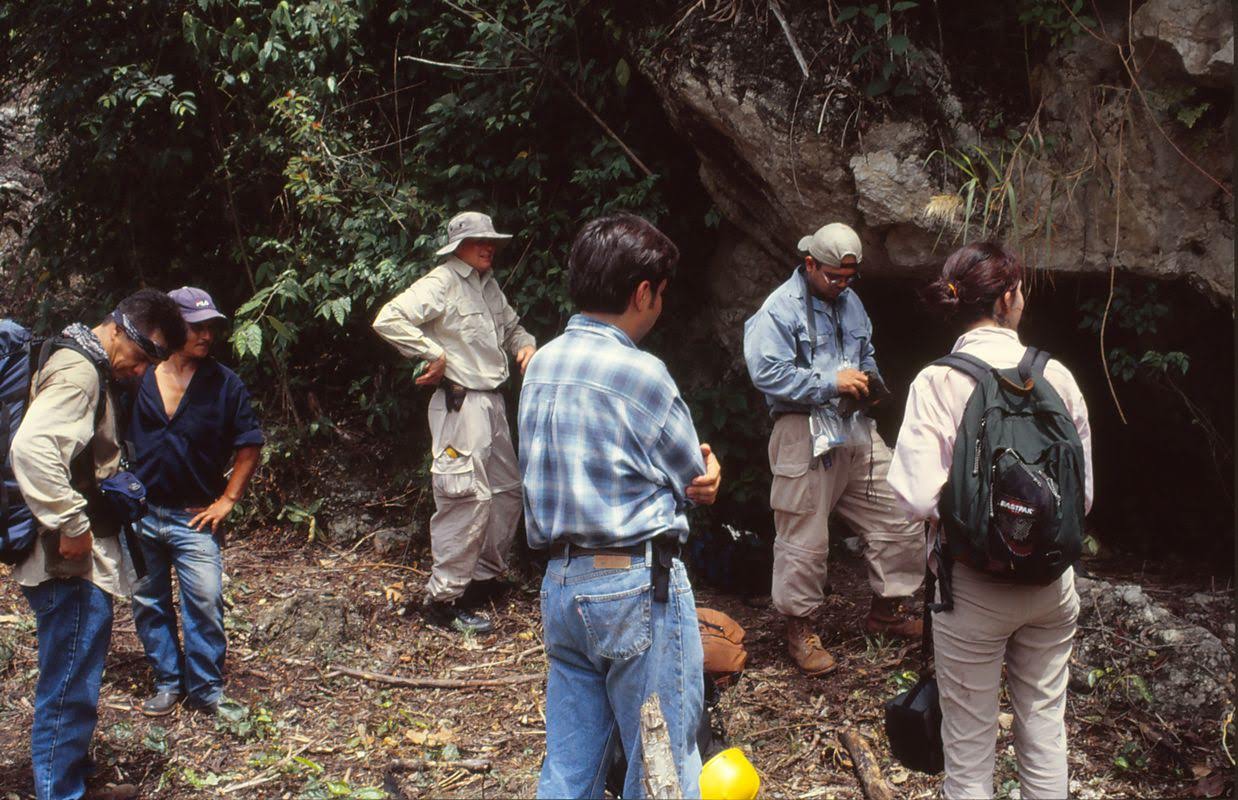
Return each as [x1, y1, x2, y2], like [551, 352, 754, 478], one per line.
[700, 747, 760, 800]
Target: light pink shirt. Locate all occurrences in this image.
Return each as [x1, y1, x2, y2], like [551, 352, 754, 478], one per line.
[888, 326, 1094, 524]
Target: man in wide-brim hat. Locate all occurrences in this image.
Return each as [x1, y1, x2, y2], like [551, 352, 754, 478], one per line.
[373, 211, 536, 634]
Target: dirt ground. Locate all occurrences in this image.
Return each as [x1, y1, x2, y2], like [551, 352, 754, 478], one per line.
[0, 533, 1232, 799]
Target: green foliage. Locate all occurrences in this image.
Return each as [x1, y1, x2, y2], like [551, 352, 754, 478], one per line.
[1113, 739, 1150, 772]
[301, 777, 388, 800]
[279, 498, 324, 541]
[1017, 0, 1096, 47]
[143, 725, 170, 755]
[835, 2, 922, 98]
[1, 1, 668, 434]
[1078, 283, 1190, 383]
[215, 699, 279, 741]
[890, 669, 919, 692]
[684, 384, 768, 511]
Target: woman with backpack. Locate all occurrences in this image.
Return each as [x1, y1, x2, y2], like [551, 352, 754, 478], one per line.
[888, 242, 1093, 799]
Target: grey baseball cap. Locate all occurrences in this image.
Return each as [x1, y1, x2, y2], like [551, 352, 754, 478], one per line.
[168, 286, 227, 324]
[435, 211, 513, 256]
[797, 223, 863, 267]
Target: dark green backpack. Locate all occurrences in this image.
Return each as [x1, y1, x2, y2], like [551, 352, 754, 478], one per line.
[931, 347, 1086, 610]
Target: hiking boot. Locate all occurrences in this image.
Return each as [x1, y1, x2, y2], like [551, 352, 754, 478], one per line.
[138, 690, 183, 717]
[864, 596, 923, 639]
[422, 599, 494, 634]
[785, 615, 837, 676]
[460, 578, 509, 610]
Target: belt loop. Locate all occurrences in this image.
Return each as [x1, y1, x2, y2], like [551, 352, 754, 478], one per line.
[564, 540, 572, 564]
[644, 539, 652, 565]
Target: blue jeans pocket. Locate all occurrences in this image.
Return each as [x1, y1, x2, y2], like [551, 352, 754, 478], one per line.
[576, 583, 653, 661]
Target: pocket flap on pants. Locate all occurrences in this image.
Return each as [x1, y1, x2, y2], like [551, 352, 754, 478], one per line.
[431, 449, 475, 498]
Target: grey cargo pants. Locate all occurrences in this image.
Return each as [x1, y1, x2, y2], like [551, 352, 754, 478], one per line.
[425, 388, 522, 603]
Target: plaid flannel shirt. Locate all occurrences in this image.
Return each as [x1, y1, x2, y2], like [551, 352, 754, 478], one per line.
[519, 315, 705, 550]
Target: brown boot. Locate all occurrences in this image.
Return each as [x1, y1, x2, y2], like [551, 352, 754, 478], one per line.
[785, 615, 838, 676]
[864, 596, 923, 639]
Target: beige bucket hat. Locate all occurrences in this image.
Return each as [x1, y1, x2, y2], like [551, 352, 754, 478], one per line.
[436, 211, 513, 256]
[797, 223, 862, 267]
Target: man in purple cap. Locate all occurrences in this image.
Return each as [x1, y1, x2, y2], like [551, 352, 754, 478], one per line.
[127, 286, 264, 716]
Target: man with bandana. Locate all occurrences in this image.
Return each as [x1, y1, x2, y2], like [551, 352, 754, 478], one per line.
[743, 223, 924, 676]
[9, 289, 186, 800]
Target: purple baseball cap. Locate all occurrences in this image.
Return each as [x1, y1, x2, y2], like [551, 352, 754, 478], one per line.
[169, 286, 228, 324]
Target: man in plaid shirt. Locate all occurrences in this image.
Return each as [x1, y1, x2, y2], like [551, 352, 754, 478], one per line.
[519, 214, 722, 798]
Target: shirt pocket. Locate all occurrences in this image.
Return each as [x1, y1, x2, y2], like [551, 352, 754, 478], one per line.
[576, 582, 653, 661]
[430, 448, 476, 499]
[453, 301, 493, 347]
[846, 324, 871, 357]
[769, 435, 817, 515]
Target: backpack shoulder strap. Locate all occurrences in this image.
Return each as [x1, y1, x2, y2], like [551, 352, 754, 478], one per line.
[36, 338, 110, 430]
[931, 352, 993, 386]
[1017, 347, 1052, 382]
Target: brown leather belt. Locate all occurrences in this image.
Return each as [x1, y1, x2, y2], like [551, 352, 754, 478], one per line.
[545, 536, 682, 602]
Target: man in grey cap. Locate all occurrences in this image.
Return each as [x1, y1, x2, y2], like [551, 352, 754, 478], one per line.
[127, 286, 264, 716]
[742, 223, 923, 676]
[373, 211, 536, 634]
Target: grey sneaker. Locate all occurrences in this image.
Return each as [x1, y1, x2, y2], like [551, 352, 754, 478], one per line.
[138, 691, 183, 717]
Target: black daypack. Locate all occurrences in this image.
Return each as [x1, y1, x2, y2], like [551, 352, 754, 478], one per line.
[1, 320, 115, 564]
[884, 563, 944, 774]
[932, 347, 1086, 608]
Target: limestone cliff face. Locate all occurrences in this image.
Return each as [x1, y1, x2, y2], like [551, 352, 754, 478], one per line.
[639, 0, 1233, 357]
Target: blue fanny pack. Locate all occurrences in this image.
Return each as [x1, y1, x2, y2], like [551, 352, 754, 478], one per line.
[98, 471, 148, 524]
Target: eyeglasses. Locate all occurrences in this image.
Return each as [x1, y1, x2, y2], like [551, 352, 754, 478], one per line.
[822, 272, 860, 287]
[112, 311, 169, 362]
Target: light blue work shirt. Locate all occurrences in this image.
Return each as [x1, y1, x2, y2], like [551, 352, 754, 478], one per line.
[743, 266, 881, 416]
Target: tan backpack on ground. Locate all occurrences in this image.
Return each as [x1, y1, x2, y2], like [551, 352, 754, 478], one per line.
[698, 607, 748, 688]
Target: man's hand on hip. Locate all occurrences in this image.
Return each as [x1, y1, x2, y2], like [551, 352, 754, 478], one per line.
[59, 530, 93, 560]
[686, 443, 722, 505]
[836, 368, 870, 399]
[190, 496, 237, 534]
[416, 354, 447, 386]
[516, 345, 536, 375]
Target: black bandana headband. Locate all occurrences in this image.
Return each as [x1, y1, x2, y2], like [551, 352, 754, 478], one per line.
[112, 310, 168, 361]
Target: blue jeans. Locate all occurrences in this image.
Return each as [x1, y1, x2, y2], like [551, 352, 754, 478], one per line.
[131, 505, 225, 706]
[22, 577, 114, 800]
[538, 547, 704, 799]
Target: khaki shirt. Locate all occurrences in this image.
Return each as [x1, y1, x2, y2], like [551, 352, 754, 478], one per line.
[372, 256, 536, 390]
[10, 348, 128, 597]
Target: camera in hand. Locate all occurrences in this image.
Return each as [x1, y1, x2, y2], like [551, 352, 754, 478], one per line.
[837, 370, 891, 416]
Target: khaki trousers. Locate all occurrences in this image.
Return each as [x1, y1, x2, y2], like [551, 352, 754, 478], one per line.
[933, 562, 1079, 800]
[767, 413, 923, 618]
[425, 389, 522, 603]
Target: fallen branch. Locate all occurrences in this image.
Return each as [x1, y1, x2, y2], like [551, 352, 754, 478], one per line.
[326, 665, 541, 689]
[640, 693, 682, 799]
[840, 729, 895, 800]
[388, 758, 492, 772]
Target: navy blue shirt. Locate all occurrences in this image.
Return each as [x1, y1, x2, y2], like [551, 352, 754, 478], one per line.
[130, 359, 264, 508]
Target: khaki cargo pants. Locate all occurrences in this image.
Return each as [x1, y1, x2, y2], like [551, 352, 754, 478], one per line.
[425, 388, 522, 603]
[933, 562, 1079, 799]
[767, 413, 922, 618]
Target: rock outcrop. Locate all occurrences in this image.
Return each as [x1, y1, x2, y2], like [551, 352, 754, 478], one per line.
[1071, 576, 1233, 719]
[641, 0, 1233, 327]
